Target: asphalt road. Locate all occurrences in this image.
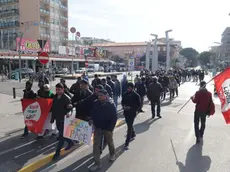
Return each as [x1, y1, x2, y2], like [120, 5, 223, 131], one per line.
[36, 75, 228, 172]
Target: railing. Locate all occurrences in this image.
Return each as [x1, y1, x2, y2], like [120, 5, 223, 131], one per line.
[40, 9, 50, 15]
[60, 16, 68, 20]
[40, 21, 50, 27]
[0, 21, 19, 28]
[59, 4, 68, 10]
[0, 0, 18, 5]
[0, 9, 19, 18]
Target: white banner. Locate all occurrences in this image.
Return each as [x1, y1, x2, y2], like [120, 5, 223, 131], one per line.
[63, 117, 93, 145]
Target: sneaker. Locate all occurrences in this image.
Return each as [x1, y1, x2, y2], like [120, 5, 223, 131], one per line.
[124, 145, 129, 150]
[65, 143, 74, 151]
[52, 153, 60, 161]
[109, 154, 116, 162]
[20, 133, 28, 139]
[89, 164, 101, 171]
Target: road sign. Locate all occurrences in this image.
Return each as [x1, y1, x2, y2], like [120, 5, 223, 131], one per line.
[85, 60, 88, 67]
[129, 58, 135, 67]
[70, 27, 76, 33]
[38, 52, 49, 65]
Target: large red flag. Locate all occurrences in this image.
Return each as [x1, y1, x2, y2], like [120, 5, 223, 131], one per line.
[21, 98, 53, 133]
[214, 67, 230, 124]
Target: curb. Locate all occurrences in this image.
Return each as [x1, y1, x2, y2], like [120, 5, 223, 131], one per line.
[18, 119, 125, 172]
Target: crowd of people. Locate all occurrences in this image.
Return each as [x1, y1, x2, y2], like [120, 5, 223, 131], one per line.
[20, 68, 207, 171]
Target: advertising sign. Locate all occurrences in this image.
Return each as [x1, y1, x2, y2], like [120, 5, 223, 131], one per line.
[16, 38, 50, 52]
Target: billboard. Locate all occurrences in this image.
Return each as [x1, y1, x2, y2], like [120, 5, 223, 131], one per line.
[16, 38, 50, 52]
[58, 45, 83, 55]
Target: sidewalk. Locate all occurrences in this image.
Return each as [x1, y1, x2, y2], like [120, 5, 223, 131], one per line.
[0, 94, 24, 138]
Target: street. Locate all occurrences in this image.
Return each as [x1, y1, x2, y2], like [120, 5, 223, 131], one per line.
[0, 74, 229, 172]
[36, 75, 228, 172]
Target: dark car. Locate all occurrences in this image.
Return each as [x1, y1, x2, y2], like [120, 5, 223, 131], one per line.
[11, 68, 34, 79]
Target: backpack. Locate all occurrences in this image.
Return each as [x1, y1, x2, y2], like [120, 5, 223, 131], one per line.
[206, 95, 215, 116]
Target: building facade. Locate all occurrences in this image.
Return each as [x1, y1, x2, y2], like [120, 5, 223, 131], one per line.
[221, 27, 230, 60]
[0, 0, 68, 52]
[93, 40, 181, 68]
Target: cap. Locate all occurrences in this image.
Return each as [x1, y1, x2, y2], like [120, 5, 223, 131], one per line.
[98, 89, 108, 95]
[80, 79, 89, 85]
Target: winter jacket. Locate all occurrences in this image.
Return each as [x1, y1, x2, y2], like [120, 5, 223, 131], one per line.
[91, 99, 117, 131]
[122, 91, 141, 113]
[147, 82, 163, 100]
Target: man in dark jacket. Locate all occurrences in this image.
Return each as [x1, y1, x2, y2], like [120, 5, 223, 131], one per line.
[135, 77, 147, 112]
[21, 81, 36, 139]
[91, 74, 101, 88]
[147, 76, 163, 119]
[191, 81, 213, 144]
[122, 82, 141, 150]
[69, 77, 81, 94]
[73, 79, 93, 120]
[101, 78, 113, 98]
[51, 83, 74, 160]
[60, 78, 72, 98]
[111, 75, 121, 108]
[106, 76, 115, 93]
[89, 89, 117, 171]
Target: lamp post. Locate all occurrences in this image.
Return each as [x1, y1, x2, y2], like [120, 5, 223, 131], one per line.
[165, 29, 172, 71]
[150, 33, 158, 72]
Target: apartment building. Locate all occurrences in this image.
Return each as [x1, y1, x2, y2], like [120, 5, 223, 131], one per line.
[0, 0, 68, 53]
[221, 27, 230, 60]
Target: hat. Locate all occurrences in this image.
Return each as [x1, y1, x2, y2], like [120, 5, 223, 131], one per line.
[127, 82, 134, 88]
[98, 89, 108, 95]
[26, 80, 33, 86]
[44, 84, 50, 90]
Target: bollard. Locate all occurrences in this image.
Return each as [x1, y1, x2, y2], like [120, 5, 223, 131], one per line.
[13, 87, 16, 99]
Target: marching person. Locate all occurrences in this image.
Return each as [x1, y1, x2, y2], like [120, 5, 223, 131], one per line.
[89, 89, 117, 171]
[51, 83, 74, 160]
[147, 76, 163, 119]
[111, 75, 121, 109]
[191, 81, 214, 144]
[135, 77, 147, 112]
[122, 83, 141, 150]
[20, 81, 36, 139]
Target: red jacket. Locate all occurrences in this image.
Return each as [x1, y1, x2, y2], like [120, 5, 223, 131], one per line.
[192, 88, 212, 113]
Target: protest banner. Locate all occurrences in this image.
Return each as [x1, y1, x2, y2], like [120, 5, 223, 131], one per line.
[21, 98, 53, 133]
[64, 117, 93, 145]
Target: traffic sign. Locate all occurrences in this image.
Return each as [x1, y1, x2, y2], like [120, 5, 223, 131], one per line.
[38, 52, 49, 65]
[85, 60, 88, 67]
[76, 31, 81, 37]
[70, 27, 76, 33]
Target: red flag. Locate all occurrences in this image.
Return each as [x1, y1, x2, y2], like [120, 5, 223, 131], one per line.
[214, 67, 230, 124]
[21, 98, 53, 133]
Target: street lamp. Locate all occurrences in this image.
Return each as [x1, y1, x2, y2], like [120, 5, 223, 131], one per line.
[165, 29, 172, 71]
[150, 33, 158, 72]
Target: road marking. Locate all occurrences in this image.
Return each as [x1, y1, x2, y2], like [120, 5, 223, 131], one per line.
[18, 119, 126, 172]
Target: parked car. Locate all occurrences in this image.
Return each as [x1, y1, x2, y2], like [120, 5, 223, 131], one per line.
[11, 68, 34, 79]
[56, 68, 69, 75]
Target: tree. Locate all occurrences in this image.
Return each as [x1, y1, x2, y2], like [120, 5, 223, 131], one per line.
[180, 48, 199, 67]
[198, 51, 213, 66]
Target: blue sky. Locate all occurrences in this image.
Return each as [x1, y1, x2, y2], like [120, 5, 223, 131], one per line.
[68, 0, 230, 52]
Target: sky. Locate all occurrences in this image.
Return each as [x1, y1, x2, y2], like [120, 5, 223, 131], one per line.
[68, 0, 230, 53]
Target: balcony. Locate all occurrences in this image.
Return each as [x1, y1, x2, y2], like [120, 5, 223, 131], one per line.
[0, 21, 19, 29]
[40, 33, 50, 39]
[40, 21, 50, 27]
[60, 16, 68, 21]
[60, 37, 68, 42]
[0, 0, 19, 6]
[40, 8, 50, 16]
[59, 4, 68, 10]
[60, 26, 68, 32]
[0, 9, 19, 18]
[40, 0, 50, 4]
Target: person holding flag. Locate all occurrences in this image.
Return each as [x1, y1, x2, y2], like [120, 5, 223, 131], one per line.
[190, 81, 214, 144]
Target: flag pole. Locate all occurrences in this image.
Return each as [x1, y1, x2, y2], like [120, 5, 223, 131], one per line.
[177, 74, 216, 114]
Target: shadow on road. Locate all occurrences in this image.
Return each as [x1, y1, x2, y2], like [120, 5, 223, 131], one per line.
[134, 118, 160, 135]
[58, 144, 125, 172]
[176, 141, 211, 172]
[0, 133, 62, 171]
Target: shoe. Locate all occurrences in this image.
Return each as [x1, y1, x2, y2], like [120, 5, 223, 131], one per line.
[152, 116, 155, 119]
[140, 110, 144, 113]
[36, 136, 44, 140]
[124, 145, 129, 150]
[65, 143, 74, 151]
[196, 138, 200, 144]
[52, 153, 60, 161]
[89, 164, 101, 171]
[20, 133, 28, 139]
[157, 115, 162, 118]
[109, 154, 116, 162]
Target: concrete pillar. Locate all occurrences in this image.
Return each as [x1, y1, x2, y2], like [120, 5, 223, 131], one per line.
[32, 60, 36, 73]
[145, 42, 150, 70]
